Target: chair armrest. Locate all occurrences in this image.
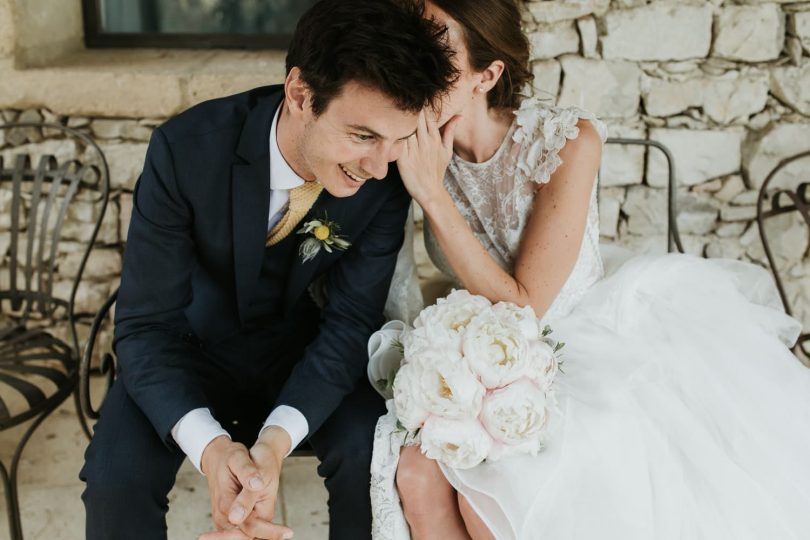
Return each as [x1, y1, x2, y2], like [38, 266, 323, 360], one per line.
[79, 287, 119, 424]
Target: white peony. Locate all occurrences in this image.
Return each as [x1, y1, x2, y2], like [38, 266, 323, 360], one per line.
[392, 362, 429, 430]
[481, 379, 549, 460]
[401, 325, 434, 363]
[411, 290, 491, 351]
[526, 339, 558, 390]
[463, 312, 533, 388]
[420, 415, 493, 469]
[418, 356, 485, 419]
[491, 301, 541, 341]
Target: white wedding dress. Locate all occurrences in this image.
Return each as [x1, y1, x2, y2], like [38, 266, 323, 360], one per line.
[369, 98, 810, 539]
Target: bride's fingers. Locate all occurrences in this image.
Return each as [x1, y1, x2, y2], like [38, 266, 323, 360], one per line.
[416, 108, 430, 145]
[441, 115, 463, 154]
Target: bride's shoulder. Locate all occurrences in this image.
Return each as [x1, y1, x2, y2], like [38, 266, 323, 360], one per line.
[510, 97, 607, 186]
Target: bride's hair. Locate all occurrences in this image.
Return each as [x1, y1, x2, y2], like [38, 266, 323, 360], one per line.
[428, 0, 533, 110]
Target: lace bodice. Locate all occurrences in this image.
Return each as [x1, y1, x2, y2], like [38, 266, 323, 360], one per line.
[424, 99, 608, 323]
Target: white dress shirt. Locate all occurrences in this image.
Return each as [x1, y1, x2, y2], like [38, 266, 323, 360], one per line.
[171, 102, 310, 474]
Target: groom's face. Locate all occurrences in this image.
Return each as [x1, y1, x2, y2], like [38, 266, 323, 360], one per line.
[294, 80, 420, 198]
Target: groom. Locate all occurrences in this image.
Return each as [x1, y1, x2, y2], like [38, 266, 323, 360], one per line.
[79, 1, 456, 538]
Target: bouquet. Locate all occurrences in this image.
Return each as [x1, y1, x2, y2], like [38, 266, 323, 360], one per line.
[368, 290, 563, 469]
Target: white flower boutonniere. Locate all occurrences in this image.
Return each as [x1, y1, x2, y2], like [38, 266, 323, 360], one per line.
[297, 214, 351, 263]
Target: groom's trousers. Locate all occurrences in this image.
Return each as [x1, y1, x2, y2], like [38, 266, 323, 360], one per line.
[80, 316, 385, 540]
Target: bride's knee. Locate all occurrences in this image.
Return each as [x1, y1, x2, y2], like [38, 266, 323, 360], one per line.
[396, 446, 449, 506]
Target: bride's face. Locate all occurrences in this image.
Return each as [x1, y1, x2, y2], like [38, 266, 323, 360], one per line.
[424, 2, 485, 126]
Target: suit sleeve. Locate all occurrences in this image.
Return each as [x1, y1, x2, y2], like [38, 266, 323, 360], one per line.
[273, 180, 411, 436]
[113, 127, 211, 444]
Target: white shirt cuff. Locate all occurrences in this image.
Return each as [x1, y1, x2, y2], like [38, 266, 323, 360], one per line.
[171, 408, 230, 475]
[260, 405, 309, 457]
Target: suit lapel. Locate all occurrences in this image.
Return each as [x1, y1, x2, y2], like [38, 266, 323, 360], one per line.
[231, 87, 284, 322]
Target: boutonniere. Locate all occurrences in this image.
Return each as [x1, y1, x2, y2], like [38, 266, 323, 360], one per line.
[297, 214, 351, 262]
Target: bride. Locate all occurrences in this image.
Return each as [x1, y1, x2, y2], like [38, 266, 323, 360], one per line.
[371, 0, 810, 539]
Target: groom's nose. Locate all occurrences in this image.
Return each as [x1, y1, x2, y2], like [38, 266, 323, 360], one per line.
[360, 153, 389, 180]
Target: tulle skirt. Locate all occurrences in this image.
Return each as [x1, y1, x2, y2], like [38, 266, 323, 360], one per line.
[370, 249, 810, 540]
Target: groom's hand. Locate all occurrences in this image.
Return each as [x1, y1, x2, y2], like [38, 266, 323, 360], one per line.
[226, 426, 293, 539]
[200, 436, 267, 534]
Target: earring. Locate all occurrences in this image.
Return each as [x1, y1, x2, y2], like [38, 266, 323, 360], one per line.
[476, 86, 485, 93]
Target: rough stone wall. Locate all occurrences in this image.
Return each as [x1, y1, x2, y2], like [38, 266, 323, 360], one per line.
[0, 0, 808, 348]
[523, 0, 810, 332]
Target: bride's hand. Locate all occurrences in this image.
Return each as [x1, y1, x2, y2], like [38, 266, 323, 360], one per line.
[396, 108, 462, 206]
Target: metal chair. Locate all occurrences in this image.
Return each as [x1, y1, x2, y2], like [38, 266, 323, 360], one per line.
[756, 150, 810, 361]
[602, 137, 684, 254]
[0, 122, 110, 540]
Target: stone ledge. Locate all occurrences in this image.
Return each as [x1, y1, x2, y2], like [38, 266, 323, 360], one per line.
[0, 48, 287, 118]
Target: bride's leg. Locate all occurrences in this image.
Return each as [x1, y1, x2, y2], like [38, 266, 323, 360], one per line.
[397, 446, 470, 539]
[458, 494, 495, 540]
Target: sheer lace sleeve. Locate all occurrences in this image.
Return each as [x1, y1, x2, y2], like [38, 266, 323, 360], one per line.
[513, 98, 608, 186]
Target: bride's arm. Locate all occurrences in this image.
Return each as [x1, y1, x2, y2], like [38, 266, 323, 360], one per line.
[405, 116, 602, 317]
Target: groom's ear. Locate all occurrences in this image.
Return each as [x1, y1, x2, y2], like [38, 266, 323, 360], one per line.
[284, 67, 312, 116]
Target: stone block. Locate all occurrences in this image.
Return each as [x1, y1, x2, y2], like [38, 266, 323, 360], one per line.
[770, 64, 810, 117]
[577, 17, 598, 59]
[61, 203, 118, 245]
[730, 190, 759, 207]
[558, 57, 640, 118]
[623, 186, 668, 236]
[600, 124, 645, 187]
[676, 192, 719, 235]
[59, 248, 121, 279]
[760, 212, 810, 266]
[641, 76, 703, 118]
[706, 237, 746, 260]
[531, 60, 561, 103]
[794, 12, 810, 55]
[693, 178, 723, 194]
[0, 0, 13, 58]
[713, 175, 746, 203]
[598, 191, 622, 238]
[526, 0, 609, 24]
[743, 123, 810, 188]
[713, 5, 785, 62]
[715, 221, 748, 238]
[601, 4, 713, 61]
[703, 70, 770, 124]
[720, 204, 757, 222]
[53, 279, 111, 315]
[529, 21, 580, 60]
[647, 128, 744, 188]
[91, 142, 148, 190]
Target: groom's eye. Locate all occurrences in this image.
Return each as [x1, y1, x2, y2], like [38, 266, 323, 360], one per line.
[352, 133, 374, 142]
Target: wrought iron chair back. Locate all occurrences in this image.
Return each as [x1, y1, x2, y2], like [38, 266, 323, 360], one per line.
[756, 150, 810, 360]
[0, 122, 110, 540]
[602, 137, 684, 253]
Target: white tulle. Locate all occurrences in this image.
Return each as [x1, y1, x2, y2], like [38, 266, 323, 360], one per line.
[373, 101, 810, 539]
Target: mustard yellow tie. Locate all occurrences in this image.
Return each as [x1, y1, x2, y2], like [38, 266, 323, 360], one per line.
[266, 181, 323, 246]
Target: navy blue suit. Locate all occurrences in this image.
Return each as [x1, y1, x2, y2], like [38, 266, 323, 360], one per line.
[80, 85, 410, 539]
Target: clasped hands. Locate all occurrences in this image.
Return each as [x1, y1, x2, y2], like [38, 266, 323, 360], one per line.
[197, 427, 294, 540]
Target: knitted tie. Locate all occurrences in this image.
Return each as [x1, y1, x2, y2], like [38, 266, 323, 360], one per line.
[266, 181, 323, 246]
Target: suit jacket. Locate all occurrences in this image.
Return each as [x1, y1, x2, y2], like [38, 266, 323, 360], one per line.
[113, 85, 411, 443]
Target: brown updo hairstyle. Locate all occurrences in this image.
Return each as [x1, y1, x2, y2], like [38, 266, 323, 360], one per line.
[426, 0, 533, 110]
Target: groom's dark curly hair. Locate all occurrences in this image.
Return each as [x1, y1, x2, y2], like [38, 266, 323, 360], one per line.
[286, 0, 459, 116]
